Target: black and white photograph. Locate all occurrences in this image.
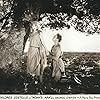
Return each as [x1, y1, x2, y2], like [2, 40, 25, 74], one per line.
[0, 0, 100, 94]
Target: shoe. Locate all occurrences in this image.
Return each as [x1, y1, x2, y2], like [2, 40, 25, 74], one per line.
[35, 81, 38, 84]
[62, 74, 66, 78]
[61, 72, 66, 78]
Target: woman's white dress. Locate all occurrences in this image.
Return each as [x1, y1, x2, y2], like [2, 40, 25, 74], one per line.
[27, 31, 47, 79]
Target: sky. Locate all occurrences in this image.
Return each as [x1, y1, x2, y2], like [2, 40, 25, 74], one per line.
[24, 27, 100, 53]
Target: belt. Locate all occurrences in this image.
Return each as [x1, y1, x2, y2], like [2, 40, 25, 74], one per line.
[30, 45, 40, 49]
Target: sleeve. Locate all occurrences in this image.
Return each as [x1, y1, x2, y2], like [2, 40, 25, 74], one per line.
[51, 45, 62, 60]
[55, 45, 61, 59]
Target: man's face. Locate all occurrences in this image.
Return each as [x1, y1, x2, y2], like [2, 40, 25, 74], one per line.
[52, 35, 58, 43]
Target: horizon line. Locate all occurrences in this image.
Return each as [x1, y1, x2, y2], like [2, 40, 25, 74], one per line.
[63, 51, 100, 53]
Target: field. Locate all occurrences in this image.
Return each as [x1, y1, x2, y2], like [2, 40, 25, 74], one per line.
[0, 52, 100, 94]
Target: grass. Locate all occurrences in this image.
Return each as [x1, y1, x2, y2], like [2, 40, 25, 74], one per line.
[0, 52, 100, 94]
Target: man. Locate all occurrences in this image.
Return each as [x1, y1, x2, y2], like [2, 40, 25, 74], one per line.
[50, 33, 66, 82]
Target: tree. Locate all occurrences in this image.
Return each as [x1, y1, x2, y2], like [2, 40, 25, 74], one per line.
[0, 0, 100, 71]
[40, 0, 100, 34]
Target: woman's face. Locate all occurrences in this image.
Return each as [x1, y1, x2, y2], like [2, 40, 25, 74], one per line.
[52, 35, 58, 43]
[31, 21, 38, 31]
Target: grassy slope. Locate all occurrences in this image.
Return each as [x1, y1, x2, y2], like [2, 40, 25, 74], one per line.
[0, 52, 100, 94]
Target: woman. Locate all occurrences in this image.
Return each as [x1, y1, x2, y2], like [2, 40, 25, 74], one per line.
[27, 21, 47, 82]
[50, 34, 66, 82]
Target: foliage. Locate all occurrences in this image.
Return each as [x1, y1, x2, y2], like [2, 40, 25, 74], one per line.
[0, 0, 100, 33]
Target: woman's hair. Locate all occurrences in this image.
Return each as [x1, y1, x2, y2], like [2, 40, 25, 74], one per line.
[57, 34, 62, 42]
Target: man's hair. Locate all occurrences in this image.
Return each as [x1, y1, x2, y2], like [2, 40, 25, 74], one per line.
[57, 34, 62, 42]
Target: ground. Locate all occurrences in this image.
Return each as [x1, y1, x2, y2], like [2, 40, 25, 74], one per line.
[0, 52, 100, 94]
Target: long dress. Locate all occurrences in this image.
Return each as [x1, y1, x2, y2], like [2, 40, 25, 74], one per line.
[27, 31, 47, 81]
[51, 44, 65, 82]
